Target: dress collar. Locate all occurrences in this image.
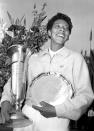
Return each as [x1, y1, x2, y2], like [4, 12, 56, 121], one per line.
[42, 47, 71, 58]
[39, 40, 71, 58]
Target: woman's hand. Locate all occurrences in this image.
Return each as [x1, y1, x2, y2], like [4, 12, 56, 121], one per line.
[0, 101, 15, 123]
[32, 101, 56, 118]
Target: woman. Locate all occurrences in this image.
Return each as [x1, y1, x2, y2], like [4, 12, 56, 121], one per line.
[0, 12, 94, 131]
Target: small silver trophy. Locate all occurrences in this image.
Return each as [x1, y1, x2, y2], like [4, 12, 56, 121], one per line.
[6, 44, 32, 128]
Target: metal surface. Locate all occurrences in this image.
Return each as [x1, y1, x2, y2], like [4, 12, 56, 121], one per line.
[7, 45, 26, 110]
[5, 45, 33, 128]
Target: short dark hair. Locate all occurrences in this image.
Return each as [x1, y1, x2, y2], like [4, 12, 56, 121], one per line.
[47, 12, 73, 34]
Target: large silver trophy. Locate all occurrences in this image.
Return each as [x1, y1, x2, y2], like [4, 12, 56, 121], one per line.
[6, 44, 32, 128]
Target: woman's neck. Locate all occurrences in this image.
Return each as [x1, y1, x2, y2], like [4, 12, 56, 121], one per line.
[50, 41, 65, 51]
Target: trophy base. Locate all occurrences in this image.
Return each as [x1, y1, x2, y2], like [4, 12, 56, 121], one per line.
[0, 111, 33, 128]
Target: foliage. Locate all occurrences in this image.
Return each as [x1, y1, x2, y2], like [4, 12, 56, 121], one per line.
[0, 3, 48, 90]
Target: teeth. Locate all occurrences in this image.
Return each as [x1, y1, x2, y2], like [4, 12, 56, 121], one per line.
[58, 34, 64, 37]
[59, 35, 63, 36]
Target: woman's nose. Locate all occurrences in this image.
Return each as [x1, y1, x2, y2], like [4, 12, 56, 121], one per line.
[59, 27, 65, 32]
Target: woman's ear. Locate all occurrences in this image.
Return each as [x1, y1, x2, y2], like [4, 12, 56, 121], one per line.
[66, 35, 69, 41]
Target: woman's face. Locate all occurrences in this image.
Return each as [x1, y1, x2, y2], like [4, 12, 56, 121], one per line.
[48, 19, 70, 49]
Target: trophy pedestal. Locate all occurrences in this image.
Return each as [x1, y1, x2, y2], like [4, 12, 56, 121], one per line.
[3, 111, 33, 128]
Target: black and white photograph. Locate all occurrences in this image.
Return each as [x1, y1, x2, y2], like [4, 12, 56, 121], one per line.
[0, 0, 94, 131]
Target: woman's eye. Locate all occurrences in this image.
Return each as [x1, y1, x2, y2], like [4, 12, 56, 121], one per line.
[55, 25, 68, 29]
[55, 25, 60, 28]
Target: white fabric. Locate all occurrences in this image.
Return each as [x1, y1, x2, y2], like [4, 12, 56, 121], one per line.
[1, 45, 94, 131]
[13, 104, 69, 131]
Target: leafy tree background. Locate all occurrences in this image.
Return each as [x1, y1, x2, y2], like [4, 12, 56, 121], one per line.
[0, 3, 48, 97]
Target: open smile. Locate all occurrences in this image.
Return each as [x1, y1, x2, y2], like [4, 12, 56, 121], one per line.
[57, 34, 65, 38]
